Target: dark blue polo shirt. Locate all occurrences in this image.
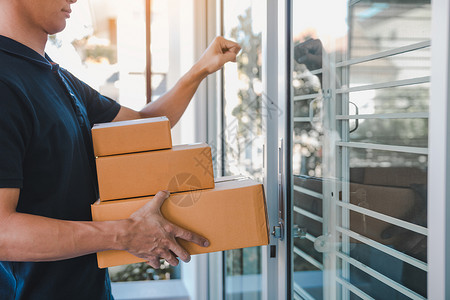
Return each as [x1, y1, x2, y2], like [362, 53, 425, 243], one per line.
[0, 35, 121, 299]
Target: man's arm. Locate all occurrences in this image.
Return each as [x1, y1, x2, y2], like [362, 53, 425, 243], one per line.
[0, 189, 208, 268]
[112, 36, 241, 126]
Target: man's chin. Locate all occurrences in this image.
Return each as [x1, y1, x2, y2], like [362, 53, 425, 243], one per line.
[46, 23, 67, 36]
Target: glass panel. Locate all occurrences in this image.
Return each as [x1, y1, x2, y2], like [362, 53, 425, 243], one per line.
[348, 147, 428, 169]
[292, 0, 349, 298]
[348, 83, 430, 114]
[347, 48, 431, 88]
[349, 291, 364, 300]
[150, 0, 170, 101]
[294, 98, 322, 118]
[293, 122, 324, 177]
[347, 264, 414, 300]
[291, 0, 430, 299]
[348, 117, 429, 147]
[46, 0, 124, 102]
[46, 0, 147, 110]
[222, 0, 264, 299]
[349, 1, 431, 60]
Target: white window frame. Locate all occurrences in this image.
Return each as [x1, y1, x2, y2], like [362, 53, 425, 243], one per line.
[428, 0, 450, 299]
[275, 0, 292, 299]
[262, 1, 281, 300]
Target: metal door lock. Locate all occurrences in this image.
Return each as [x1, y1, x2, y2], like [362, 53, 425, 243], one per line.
[293, 225, 307, 239]
[272, 224, 307, 240]
[272, 222, 284, 240]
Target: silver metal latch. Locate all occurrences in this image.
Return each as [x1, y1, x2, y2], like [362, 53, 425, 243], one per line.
[272, 222, 284, 240]
[293, 225, 307, 239]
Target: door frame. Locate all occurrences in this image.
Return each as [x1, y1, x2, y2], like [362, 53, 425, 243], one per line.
[428, 0, 450, 299]
[261, 1, 280, 300]
[270, 0, 293, 299]
[263, 0, 299, 299]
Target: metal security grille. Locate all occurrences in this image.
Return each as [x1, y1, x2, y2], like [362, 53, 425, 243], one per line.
[291, 1, 431, 299]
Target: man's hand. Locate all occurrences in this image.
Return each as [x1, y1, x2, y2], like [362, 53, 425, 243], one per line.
[194, 36, 241, 78]
[122, 191, 209, 269]
[294, 38, 323, 71]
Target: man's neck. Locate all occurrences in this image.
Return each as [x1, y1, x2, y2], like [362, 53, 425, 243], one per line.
[0, 5, 48, 56]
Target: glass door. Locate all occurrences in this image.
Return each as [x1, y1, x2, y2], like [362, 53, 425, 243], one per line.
[221, 1, 265, 299]
[287, 0, 431, 299]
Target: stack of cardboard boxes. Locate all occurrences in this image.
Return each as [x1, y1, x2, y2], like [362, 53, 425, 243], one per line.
[90, 117, 269, 268]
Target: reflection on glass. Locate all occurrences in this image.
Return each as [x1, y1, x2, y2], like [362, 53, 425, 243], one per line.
[349, 117, 428, 147]
[291, 0, 340, 297]
[293, 123, 323, 177]
[347, 48, 431, 88]
[46, 0, 122, 101]
[349, 1, 431, 59]
[150, 0, 169, 101]
[222, 1, 264, 299]
[291, 0, 430, 299]
[45, 0, 149, 110]
[348, 148, 428, 169]
[348, 83, 430, 114]
[223, 6, 264, 181]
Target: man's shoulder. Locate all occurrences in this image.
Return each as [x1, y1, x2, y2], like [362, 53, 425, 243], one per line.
[0, 52, 42, 113]
[0, 50, 29, 82]
[0, 48, 24, 65]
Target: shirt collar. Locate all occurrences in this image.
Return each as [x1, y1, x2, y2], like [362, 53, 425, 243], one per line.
[0, 35, 59, 71]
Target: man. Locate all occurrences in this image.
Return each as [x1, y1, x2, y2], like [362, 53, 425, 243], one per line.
[0, 0, 241, 298]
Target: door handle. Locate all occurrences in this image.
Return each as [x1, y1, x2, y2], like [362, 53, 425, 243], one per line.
[349, 101, 359, 133]
[293, 225, 307, 239]
[278, 138, 284, 222]
[272, 139, 285, 240]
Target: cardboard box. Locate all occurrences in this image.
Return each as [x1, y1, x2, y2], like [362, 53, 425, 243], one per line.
[348, 183, 416, 245]
[91, 177, 269, 268]
[96, 143, 214, 201]
[92, 117, 172, 157]
[294, 174, 418, 245]
[359, 167, 427, 188]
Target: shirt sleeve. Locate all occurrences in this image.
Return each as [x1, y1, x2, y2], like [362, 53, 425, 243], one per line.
[0, 81, 33, 189]
[82, 86, 121, 127]
[60, 69, 121, 127]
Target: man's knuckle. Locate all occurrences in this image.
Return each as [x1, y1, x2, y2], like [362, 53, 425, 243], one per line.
[163, 223, 173, 233]
[181, 251, 189, 261]
[184, 231, 193, 240]
[160, 239, 170, 248]
[160, 250, 170, 258]
[155, 248, 165, 256]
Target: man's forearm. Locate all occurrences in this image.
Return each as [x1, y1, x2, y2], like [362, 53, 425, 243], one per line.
[112, 37, 240, 126]
[138, 65, 207, 127]
[0, 189, 208, 268]
[0, 212, 129, 262]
